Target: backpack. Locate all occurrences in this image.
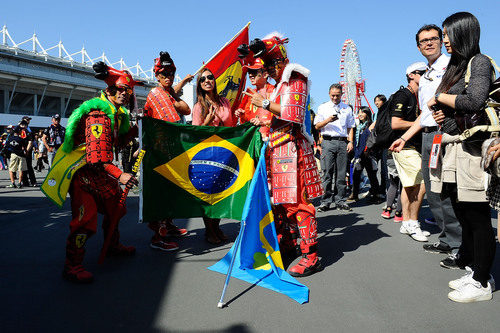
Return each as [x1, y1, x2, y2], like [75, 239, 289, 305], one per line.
[455, 55, 500, 141]
[366, 87, 415, 151]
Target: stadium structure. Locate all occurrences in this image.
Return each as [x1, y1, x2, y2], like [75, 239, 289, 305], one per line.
[0, 26, 195, 128]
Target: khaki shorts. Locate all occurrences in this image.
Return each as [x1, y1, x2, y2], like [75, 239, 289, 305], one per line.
[9, 153, 27, 172]
[393, 149, 424, 188]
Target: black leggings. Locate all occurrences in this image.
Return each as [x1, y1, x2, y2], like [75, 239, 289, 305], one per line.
[448, 185, 496, 286]
[386, 175, 402, 212]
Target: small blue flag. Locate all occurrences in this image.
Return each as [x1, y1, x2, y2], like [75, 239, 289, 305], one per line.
[208, 144, 309, 304]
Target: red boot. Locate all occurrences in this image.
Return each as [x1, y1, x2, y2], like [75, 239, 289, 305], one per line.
[106, 229, 136, 257]
[289, 252, 322, 277]
[63, 232, 94, 283]
[288, 242, 322, 277]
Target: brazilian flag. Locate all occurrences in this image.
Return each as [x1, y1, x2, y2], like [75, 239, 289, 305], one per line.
[142, 118, 263, 222]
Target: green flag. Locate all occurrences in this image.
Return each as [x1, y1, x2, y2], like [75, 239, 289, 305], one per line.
[142, 118, 263, 222]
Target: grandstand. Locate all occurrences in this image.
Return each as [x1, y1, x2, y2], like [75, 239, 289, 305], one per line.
[0, 26, 195, 128]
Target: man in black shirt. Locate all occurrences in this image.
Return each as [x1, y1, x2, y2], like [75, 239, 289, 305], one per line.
[391, 62, 430, 242]
[42, 114, 66, 168]
[5, 127, 27, 188]
[17, 117, 37, 186]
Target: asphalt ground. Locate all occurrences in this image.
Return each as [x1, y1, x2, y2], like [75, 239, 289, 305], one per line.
[1, 169, 499, 332]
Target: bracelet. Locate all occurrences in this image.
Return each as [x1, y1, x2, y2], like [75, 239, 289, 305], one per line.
[400, 137, 407, 142]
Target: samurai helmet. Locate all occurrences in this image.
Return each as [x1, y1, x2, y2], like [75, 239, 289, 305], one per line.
[154, 51, 176, 75]
[93, 61, 144, 89]
[249, 32, 289, 63]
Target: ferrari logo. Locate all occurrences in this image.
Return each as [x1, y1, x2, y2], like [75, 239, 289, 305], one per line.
[78, 205, 85, 221]
[75, 234, 87, 249]
[297, 215, 302, 222]
[282, 165, 288, 172]
[91, 124, 103, 139]
[279, 45, 287, 58]
[294, 94, 300, 101]
[252, 105, 258, 113]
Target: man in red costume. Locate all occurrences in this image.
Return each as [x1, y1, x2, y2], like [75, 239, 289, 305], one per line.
[235, 58, 275, 137]
[143, 51, 192, 251]
[59, 62, 142, 283]
[245, 34, 324, 277]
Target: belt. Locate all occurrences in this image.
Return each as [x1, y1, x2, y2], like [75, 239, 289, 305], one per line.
[422, 126, 439, 133]
[322, 135, 347, 141]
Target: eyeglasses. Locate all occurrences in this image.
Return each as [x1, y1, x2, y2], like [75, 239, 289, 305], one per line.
[161, 71, 175, 77]
[200, 74, 215, 83]
[116, 86, 133, 95]
[265, 58, 285, 68]
[412, 70, 426, 76]
[418, 36, 440, 46]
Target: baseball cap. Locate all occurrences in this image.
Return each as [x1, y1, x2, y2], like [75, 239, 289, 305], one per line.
[22, 116, 32, 121]
[406, 62, 427, 75]
[244, 58, 265, 70]
[52, 114, 61, 119]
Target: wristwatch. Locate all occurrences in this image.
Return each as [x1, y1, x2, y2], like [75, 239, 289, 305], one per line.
[435, 92, 441, 102]
[262, 99, 270, 110]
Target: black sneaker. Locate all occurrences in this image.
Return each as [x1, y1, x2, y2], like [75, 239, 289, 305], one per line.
[423, 242, 452, 254]
[5, 183, 17, 189]
[317, 204, 329, 212]
[440, 254, 461, 270]
[337, 203, 352, 212]
[17, 183, 23, 189]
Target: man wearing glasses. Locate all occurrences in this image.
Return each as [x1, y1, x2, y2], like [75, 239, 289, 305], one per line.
[391, 25, 460, 268]
[143, 51, 192, 252]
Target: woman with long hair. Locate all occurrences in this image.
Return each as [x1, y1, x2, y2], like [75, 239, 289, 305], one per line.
[429, 12, 496, 303]
[192, 68, 236, 127]
[192, 68, 236, 244]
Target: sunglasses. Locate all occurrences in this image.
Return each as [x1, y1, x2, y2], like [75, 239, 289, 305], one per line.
[161, 71, 175, 77]
[116, 86, 133, 95]
[265, 58, 285, 68]
[200, 74, 215, 83]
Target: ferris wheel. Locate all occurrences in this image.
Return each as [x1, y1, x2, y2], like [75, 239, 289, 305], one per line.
[339, 39, 369, 114]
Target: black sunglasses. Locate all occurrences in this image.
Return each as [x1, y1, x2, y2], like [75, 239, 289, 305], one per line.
[161, 70, 175, 77]
[200, 74, 215, 83]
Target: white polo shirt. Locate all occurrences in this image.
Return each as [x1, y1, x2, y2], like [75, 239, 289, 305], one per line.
[419, 53, 450, 128]
[314, 101, 355, 137]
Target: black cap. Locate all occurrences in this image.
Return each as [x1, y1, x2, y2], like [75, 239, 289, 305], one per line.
[22, 116, 32, 121]
[53, 114, 61, 119]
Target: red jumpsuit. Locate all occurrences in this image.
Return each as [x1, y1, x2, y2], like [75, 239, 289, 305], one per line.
[64, 99, 136, 283]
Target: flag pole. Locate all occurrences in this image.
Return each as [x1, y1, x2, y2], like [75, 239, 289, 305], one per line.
[138, 116, 143, 223]
[194, 21, 251, 76]
[217, 219, 246, 309]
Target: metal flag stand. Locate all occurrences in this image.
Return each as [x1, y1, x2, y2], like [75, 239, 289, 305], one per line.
[217, 219, 246, 308]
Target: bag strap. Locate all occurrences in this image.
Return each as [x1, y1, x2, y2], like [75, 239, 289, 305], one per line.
[465, 55, 499, 87]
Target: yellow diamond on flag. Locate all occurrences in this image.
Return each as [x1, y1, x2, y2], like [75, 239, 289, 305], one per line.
[154, 135, 255, 205]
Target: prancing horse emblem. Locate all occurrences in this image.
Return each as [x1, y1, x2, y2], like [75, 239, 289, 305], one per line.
[91, 124, 103, 139]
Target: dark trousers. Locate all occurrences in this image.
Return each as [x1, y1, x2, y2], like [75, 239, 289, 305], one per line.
[422, 131, 461, 252]
[378, 149, 389, 193]
[447, 185, 496, 286]
[321, 139, 348, 205]
[352, 155, 380, 197]
[22, 152, 37, 186]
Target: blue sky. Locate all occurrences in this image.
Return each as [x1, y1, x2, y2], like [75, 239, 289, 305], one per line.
[2, 0, 498, 111]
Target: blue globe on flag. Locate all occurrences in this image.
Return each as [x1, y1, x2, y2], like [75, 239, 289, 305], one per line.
[188, 146, 240, 194]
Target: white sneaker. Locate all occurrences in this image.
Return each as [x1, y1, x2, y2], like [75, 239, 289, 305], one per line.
[449, 266, 496, 291]
[448, 279, 493, 303]
[400, 222, 428, 242]
[413, 220, 431, 237]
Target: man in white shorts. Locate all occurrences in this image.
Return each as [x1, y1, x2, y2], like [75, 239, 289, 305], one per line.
[391, 62, 430, 242]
